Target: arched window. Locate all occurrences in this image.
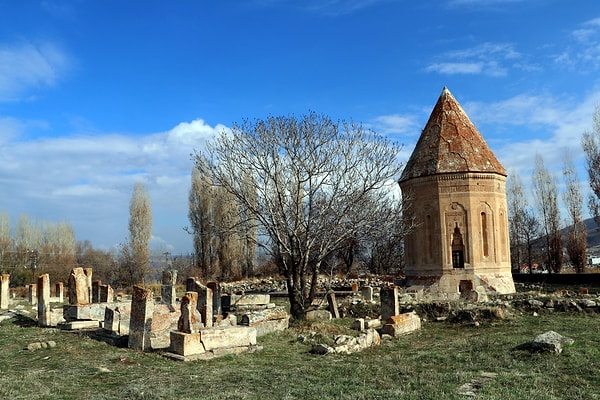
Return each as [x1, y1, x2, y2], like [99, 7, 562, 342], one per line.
[452, 224, 465, 268]
[481, 212, 489, 257]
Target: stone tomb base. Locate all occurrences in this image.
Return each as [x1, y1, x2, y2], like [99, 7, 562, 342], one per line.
[382, 312, 422, 337]
[407, 270, 515, 301]
[165, 325, 259, 361]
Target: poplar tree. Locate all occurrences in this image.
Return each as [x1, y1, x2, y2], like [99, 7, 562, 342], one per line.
[532, 155, 562, 273]
[563, 154, 587, 273]
[128, 183, 152, 284]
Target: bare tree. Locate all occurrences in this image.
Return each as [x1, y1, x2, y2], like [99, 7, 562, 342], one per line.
[582, 105, 600, 225]
[563, 154, 587, 273]
[128, 182, 152, 285]
[0, 212, 10, 273]
[507, 173, 527, 270]
[200, 112, 406, 319]
[532, 154, 563, 273]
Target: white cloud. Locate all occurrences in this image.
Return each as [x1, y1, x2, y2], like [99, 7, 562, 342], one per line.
[368, 113, 421, 137]
[554, 16, 600, 71]
[425, 42, 525, 77]
[0, 41, 71, 102]
[0, 118, 224, 252]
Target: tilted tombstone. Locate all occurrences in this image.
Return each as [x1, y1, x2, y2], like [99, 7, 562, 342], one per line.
[327, 290, 340, 318]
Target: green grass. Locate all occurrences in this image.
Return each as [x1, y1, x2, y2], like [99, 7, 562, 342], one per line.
[0, 311, 599, 400]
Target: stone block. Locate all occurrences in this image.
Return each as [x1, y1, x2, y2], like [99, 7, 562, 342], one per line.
[63, 303, 108, 322]
[99, 284, 113, 303]
[228, 293, 270, 306]
[170, 331, 204, 356]
[240, 306, 289, 336]
[55, 282, 64, 303]
[383, 312, 421, 337]
[199, 326, 257, 351]
[61, 320, 100, 330]
[306, 309, 332, 321]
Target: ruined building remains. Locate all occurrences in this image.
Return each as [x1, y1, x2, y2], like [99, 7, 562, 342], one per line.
[399, 87, 515, 298]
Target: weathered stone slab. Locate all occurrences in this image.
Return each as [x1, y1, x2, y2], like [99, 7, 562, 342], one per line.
[148, 304, 180, 350]
[68, 268, 90, 305]
[170, 331, 204, 356]
[61, 320, 100, 330]
[63, 303, 109, 322]
[103, 304, 130, 335]
[382, 312, 421, 337]
[199, 326, 257, 351]
[240, 306, 289, 336]
[0, 274, 9, 310]
[228, 293, 270, 306]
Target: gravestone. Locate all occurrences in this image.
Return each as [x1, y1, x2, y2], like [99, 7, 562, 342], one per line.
[0, 274, 9, 310]
[161, 269, 177, 306]
[37, 274, 52, 327]
[68, 268, 90, 305]
[99, 284, 113, 303]
[92, 280, 101, 303]
[178, 292, 200, 333]
[55, 282, 64, 303]
[207, 281, 222, 317]
[128, 286, 155, 351]
[362, 286, 373, 302]
[380, 286, 399, 322]
[327, 290, 340, 318]
[28, 284, 37, 306]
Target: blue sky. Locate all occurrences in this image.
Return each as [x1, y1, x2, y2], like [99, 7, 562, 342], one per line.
[1, 0, 599, 255]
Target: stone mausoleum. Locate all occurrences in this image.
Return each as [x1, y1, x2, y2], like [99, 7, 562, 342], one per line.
[399, 87, 515, 299]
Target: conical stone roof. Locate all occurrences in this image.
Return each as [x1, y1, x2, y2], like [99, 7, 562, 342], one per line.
[399, 87, 506, 183]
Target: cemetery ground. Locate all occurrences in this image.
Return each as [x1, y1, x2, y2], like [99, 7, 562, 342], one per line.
[1, 296, 599, 400]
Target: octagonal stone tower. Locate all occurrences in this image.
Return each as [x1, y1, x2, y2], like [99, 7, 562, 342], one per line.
[399, 87, 515, 298]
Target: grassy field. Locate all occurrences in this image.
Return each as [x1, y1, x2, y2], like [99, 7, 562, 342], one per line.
[0, 308, 599, 400]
